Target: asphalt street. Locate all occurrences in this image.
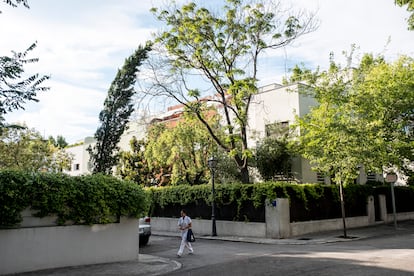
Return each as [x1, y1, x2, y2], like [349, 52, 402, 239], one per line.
[11, 220, 414, 276]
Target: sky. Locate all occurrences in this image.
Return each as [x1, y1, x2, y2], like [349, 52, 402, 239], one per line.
[1, 0, 413, 144]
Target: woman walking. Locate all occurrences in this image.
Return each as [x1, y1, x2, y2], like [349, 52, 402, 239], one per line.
[177, 209, 194, 257]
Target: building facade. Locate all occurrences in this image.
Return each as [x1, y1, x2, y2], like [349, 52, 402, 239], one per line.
[64, 82, 385, 184]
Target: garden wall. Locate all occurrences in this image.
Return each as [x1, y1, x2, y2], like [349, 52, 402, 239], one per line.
[152, 196, 414, 239]
[0, 217, 139, 275]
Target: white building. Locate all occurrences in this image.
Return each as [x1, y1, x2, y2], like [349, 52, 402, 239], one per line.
[64, 82, 384, 184]
[64, 137, 95, 176]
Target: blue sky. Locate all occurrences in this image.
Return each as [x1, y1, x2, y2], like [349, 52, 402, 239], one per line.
[1, 0, 413, 144]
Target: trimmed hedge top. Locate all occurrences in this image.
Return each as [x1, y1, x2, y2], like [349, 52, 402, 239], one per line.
[0, 170, 149, 227]
[147, 182, 386, 222]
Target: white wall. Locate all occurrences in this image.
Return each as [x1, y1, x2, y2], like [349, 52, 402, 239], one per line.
[151, 217, 266, 238]
[64, 137, 95, 176]
[118, 120, 149, 151]
[0, 218, 139, 275]
[247, 83, 301, 148]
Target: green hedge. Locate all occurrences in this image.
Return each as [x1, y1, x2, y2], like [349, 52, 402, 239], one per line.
[0, 170, 149, 227]
[148, 182, 388, 222]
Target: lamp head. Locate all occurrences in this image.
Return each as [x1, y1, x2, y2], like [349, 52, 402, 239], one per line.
[208, 156, 218, 169]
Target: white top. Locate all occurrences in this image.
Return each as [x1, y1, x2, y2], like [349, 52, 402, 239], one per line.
[178, 215, 192, 238]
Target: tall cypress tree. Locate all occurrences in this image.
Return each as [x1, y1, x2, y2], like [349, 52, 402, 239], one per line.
[88, 44, 151, 174]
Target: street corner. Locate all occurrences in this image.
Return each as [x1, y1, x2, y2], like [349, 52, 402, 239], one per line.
[139, 254, 182, 275]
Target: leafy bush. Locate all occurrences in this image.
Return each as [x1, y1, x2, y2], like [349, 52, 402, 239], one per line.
[147, 182, 396, 222]
[0, 170, 32, 226]
[0, 170, 149, 227]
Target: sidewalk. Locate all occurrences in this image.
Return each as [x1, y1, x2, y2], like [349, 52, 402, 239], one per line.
[154, 219, 414, 245]
[13, 220, 414, 276]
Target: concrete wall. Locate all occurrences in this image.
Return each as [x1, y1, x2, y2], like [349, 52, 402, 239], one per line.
[265, 198, 290, 238]
[0, 218, 139, 275]
[152, 217, 266, 238]
[290, 216, 370, 237]
[152, 196, 414, 240]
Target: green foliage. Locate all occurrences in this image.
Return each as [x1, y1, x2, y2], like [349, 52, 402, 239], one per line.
[353, 55, 414, 173]
[145, 116, 218, 185]
[282, 64, 313, 85]
[147, 181, 381, 221]
[0, 170, 31, 226]
[88, 44, 151, 174]
[0, 42, 49, 133]
[0, 170, 150, 227]
[0, 126, 73, 172]
[149, 0, 317, 183]
[213, 151, 243, 184]
[1, 126, 50, 171]
[117, 137, 152, 185]
[297, 50, 414, 187]
[396, 0, 414, 30]
[255, 136, 293, 181]
[48, 135, 68, 149]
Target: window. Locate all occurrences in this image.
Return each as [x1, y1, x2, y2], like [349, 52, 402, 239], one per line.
[74, 164, 80, 171]
[316, 172, 325, 184]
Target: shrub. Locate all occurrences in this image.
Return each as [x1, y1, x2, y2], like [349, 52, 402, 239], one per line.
[147, 182, 387, 222]
[0, 170, 149, 227]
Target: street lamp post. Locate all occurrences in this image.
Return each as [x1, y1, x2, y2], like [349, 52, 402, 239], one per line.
[208, 156, 218, 237]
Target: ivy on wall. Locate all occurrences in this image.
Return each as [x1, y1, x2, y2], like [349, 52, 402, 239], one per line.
[0, 170, 149, 227]
[147, 182, 403, 222]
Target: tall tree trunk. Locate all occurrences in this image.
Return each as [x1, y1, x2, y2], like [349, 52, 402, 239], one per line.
[240, 165, 250, 184]
[339, 178, 348, 238]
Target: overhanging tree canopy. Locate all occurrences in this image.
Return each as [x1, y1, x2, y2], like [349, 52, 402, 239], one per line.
[0, 43, 49, 133]
[297, 50, 414, 236]
[144, 0, 317, 183]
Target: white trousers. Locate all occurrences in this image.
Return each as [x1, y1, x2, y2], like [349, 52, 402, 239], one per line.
[177, 232, 193, 256]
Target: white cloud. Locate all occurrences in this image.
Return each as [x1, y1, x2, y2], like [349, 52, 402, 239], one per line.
[257, 0, 414, 84]
[1, 0, 413, 144]
[1, 0, 161, 144]
[5, 80, 106, 143]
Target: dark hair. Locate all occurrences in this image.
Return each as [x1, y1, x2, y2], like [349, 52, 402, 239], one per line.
[181, 209, 187, 214]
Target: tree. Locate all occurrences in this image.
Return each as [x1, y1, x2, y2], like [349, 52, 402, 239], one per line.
[0, 43, 49, 133]
[1, 2, 49, 132]
[48, 135, 68, 149]
[1, 0, 29, 12]
[88, 44, 151, 174]
[144, 115, 218, 185]
[297, 50, 414, 237]
[297, 55, 371, 238]
[395, 0, 414, 30]
[282, 64, 313, 85]
[255, 137, 293, 181]
[145, 0, 317, 183]
[353, 54, 414, 173]
[116, 137, 152, 185]
[0, 126, 73, 172]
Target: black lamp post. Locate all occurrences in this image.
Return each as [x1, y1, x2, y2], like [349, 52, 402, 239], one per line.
[208, 156, 218, 236]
